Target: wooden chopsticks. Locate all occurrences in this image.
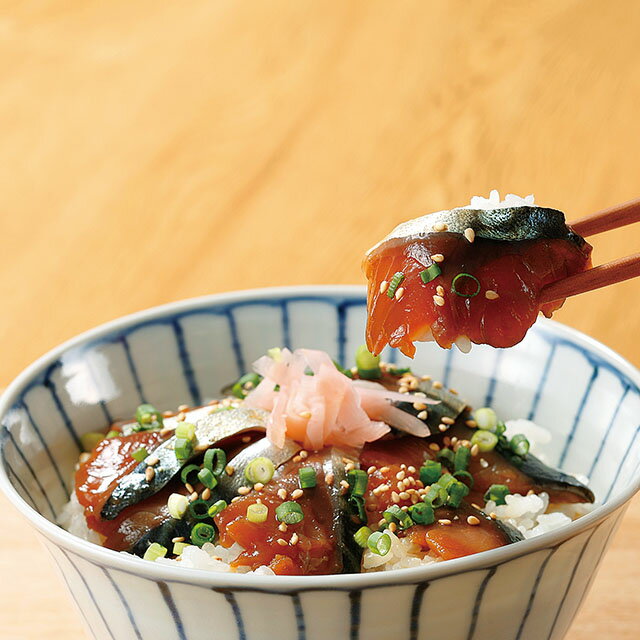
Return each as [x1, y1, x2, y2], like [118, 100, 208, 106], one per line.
[539, 198, 640, 304]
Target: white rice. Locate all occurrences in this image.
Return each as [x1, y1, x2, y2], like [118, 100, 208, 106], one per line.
[468, 190, 535, 210]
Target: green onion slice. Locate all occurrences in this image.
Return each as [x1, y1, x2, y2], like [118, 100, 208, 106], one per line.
[470, 429, 498, 452]
[106, 430, 120, 439]
[197, 467, 218, 490]
[135, 404, 163, 430]
[409, 501, 435, 525]
[167, 493, 189, 519]
[354, 526, 373, 548]
[143, 542, 167, 561]
[423, 485, 448, 508]
[173, 541, 189, 556]
[367, 531, 392, 556]
[131, 446, 149, 463]
[446, 480, 470, 507]
[246, 503, 269, 523]
[451, 272, 481, 298]
[349, 495, 367, 522]
[510, 433, 530, 457]
[387, 365, 412, 375]
[355, 345, 382, 380]
[174, 437, 194, 462]
[190, 522, 216, 547]
[204, 448, 226, 476]
[484, 484, 510, 506]
[386, 271, 405, 298]
[180, 464, 201, 486]
[244, 457, 275, 484]
[187, 499, 210, 521]
[453, 470, 475, 487]
[437, 448, 455, 467]
[454, 446, 471, 473]
[298, 466, 317, 489]
[175, 422, 196, 441]
[275, 501, 304, 525]
[383, 504, 413, 529]
[419, 264, 442, 284]
[473, 407, 498, 430]
[348, 469, 368, 496]
[419, 460, 442, 486]
[231, 372, 263, 399]
[208, 500, 227, 518]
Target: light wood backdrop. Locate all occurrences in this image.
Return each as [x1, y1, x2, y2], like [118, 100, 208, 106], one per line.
[1, 1, 639, 638]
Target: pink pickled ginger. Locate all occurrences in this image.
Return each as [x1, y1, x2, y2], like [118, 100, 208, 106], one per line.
[243, 348, 391, 450]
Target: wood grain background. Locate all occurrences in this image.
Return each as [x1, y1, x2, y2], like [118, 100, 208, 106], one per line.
[1, 1, 639, 638]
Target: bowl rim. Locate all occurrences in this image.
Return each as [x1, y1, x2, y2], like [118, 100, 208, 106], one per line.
[1, 284, 639, 590]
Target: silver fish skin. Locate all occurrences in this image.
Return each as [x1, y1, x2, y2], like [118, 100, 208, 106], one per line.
[367, 205, 585, 257]
[101, 407, 270, 520]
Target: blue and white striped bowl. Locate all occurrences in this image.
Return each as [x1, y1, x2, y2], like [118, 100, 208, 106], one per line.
[1, 285, 639, 640]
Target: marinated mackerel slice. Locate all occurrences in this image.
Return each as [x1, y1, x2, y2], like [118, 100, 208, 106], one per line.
[215, 448, 363, 575]
[101, 407, 270, 520]
[364, 201, 592, 356]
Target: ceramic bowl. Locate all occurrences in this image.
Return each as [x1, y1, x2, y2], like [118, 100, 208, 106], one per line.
[1, 286, 639, 640]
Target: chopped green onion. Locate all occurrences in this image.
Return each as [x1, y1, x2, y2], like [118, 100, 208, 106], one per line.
[423, 485, 448, 508]
[267, 347, 283, 361]
[106, 430, 120, 438]
[386, 271, 405, 298]
[208, 500, 227, 518]
[453, 470, 475, 487]
[510, 434, 530, 457]
[173, 541, 189, 556]
[355, 345, 382, 380]
[246, 503, 269, 523]
[387, 365, 412, 375]
[180, 464, 201, 486]
[349, 495, 367, 522]
[143, 542, 167, 561]
[493, 421, 507, 436]
[131, 446, 149, 463]
[437, 473, 456, 489]
[187, 499, 210, 521]
[175, 422, 196, 441]
[419, 460, 442, 485]
[167, 493, 189, 519]
[454, 446, 471, 472]
[348, 469, 368, 496]
[446, 480, 470, 507]
[451, 272, 481, 298]
[409, 501, 435, 525]
[367, 531, 391, 556]
[473, 407, 498, 431]
[190, 522, 216, 547]
[383, 504, 413, 529]
[231, 372, 263, 399]
[135, 404, 163, 430]
[204, 448, 226, 476]
[298, 466, 317, 489]
[174, 437, 193, 462]
[354, 526, 373, 548]
[275, 501, 304, 525]
[244, 457, 275, 484]
[81, 432, 105, 452]
[484, 484, 510, 506]
[333, 360, 353, 378]
[470, 429, 499, 452]
[437, 447, 455, 467]
[197, 468, 218, 490]
[419, 264, 442, 284]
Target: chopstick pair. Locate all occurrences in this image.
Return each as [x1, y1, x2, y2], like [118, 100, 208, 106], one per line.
[539, 198, 640, 304]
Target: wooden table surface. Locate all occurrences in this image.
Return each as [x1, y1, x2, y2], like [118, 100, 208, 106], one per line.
[1, 2, 639, 638]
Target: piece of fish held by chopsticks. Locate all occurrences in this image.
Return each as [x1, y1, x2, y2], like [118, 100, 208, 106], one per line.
[364, 193, 593, 356]
[101, 407, 270, 520]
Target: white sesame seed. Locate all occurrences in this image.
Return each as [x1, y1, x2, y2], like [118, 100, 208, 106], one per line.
[324, 472, 335, 486]
[189, 492, 198, 502]
[225, 465, 235, 476]
[378, 484, 390, 493]
[489, 512, 498, 520]
[172, 536, 185, 543]
[438, 519, 452, 525]
[470, 444, 480, 457]
[399, 491, 410, 500]
[396, 470, 406, 480]
[438, 423, 448, 432]
[345, 462, 355, 472]
[299, 411, 311, 419]
[417, 410, 428, 420]
[388, 522, 398, 533]
[202, 488, 211, 501]
[146, 455, 159, 467]
[339, 480, 350, 489]
[254, 483, 264, 491]
[432, 381, 443, 389]
[436, 285, 445, 297]
[480, 458, 489, 468]
[395, 287, 405, 300]
[429, 443, 440, 452]
[434, 222, 448, 232]
[391, 491, 400, 503]
[291, 489, 304, 500]
[293, 455, 302, 463]
[276, 538, 288, 547]
[145, 467, 155, 482]
[396, 482, 404, 492]
[485, 290, 500, 300]
[420, 375, 432, 382]
[398, 386, 409, 394]
[442, 417, 455, 425]
[380, 280, 389, 294]
[278, 523, 288, 532]
[241, 435, 251, 443]
[407, 466, 416, 474]
[432, 254, 445, 263]
[185, 483, 195, 494]
[467, 515, 480, 526]
[466, 419, 478, 428]
[449, 388, 459, 395]
[367, 466, 377, 475]
[464, 227, 475, 243]
[380, 466, 390, 473]
[231, 496, 242, 503]
[413, 401, 427, 411]
[277, 489, 287, 500]
[290, 533, 299, 546]
[176, 412, 186, 422]
[238, 486, 250, 495]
